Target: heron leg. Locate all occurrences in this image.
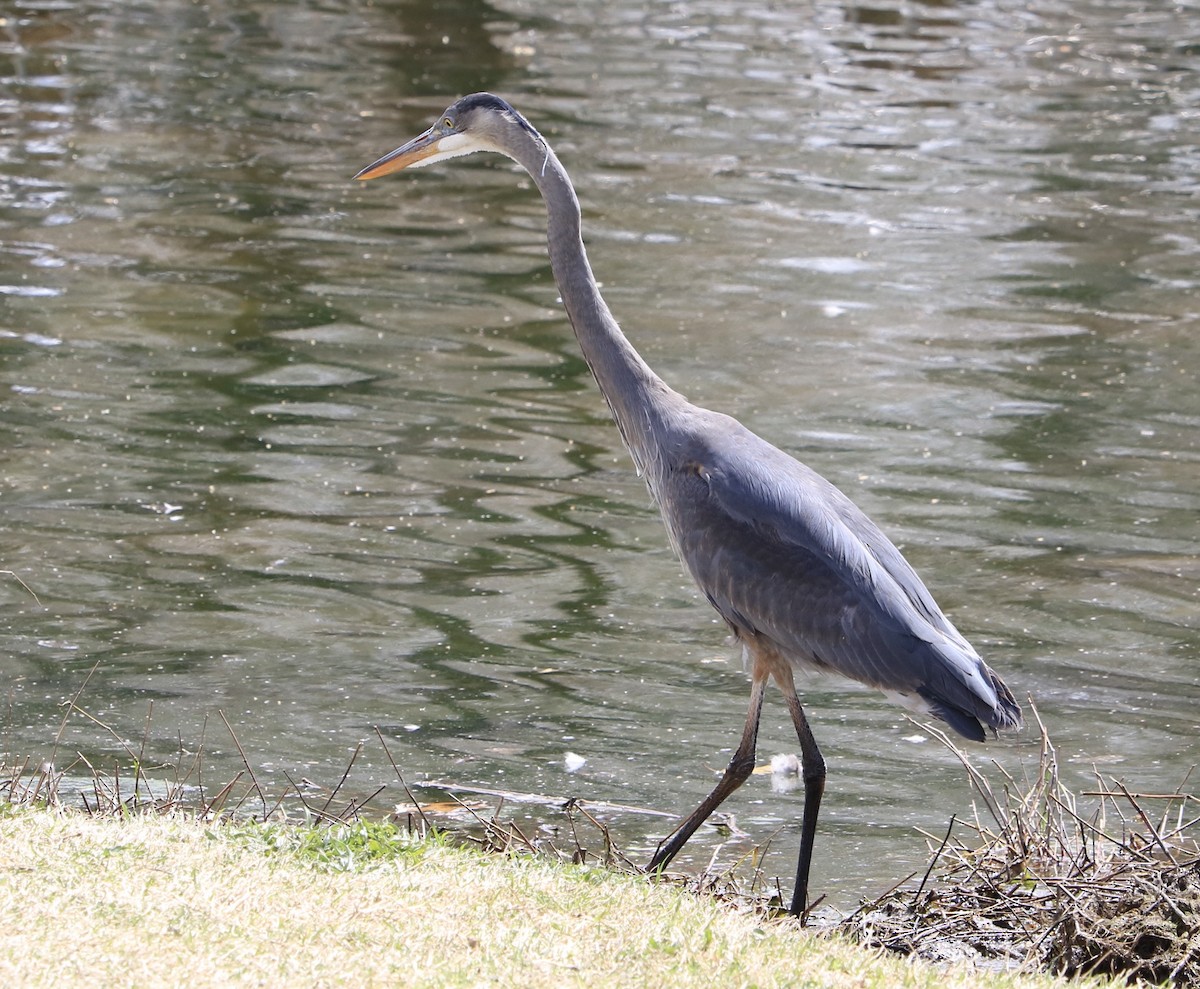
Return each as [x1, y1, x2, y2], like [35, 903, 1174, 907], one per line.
[646, 672, 768, 874]
[773, 662, 826, 920]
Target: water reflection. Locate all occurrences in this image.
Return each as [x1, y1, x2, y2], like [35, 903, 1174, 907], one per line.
[2, 0, 1197, 906]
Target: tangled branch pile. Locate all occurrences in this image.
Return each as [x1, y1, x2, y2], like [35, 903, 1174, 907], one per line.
[846, 715, 1200, 985]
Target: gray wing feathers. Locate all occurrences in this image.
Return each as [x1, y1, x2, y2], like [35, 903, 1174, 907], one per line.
[658, 416, 1020, 739]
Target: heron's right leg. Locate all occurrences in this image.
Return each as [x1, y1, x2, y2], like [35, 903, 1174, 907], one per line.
[773, 662, 826, 921]
[646, 672, 767, 874]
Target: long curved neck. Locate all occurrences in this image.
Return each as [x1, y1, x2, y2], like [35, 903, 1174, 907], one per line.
[506, 130, 675, 476]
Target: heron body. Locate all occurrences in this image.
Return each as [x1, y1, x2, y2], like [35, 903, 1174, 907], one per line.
[357, 93, 1022, 918]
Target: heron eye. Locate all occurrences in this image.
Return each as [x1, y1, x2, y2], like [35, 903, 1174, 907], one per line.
[442, 117, 455, 130]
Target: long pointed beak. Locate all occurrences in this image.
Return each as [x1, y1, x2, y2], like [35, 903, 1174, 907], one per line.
[354, 127, 440, 181]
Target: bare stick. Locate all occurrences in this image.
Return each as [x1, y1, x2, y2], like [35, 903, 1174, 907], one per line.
[1, 570, 41, 607]
[374, 725, 429, 832]
[216, 710, 267, 818]
[915, 815, 957, 902]
[317, 740, 364, 819]
[50, 660, 103, 768]
[1114, 779, 1179, 867]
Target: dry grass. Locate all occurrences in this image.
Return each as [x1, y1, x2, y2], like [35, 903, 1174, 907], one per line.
[844, 709, 1200, 985]
[0, 685, 1156, 987]
[0, 804, 1100, 989]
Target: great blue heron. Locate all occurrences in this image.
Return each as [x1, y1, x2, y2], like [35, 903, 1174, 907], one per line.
[356, 93, 1022, 918]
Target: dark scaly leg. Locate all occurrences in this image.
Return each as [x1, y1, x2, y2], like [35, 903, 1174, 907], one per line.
[773, 662, 826, 920]
[647, 670, 768, 873]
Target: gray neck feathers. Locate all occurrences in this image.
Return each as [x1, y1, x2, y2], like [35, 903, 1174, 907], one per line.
[504, 124, 675, 479]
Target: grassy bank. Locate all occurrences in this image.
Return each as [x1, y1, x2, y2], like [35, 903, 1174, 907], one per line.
[1, 805, 1101, 989]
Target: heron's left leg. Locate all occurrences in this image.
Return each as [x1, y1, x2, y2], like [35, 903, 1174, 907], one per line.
[773, 662, 826, 920]
[647, 670, 768, 874]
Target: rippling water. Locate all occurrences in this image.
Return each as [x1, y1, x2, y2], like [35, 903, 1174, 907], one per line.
[2, 0, 1197, 906]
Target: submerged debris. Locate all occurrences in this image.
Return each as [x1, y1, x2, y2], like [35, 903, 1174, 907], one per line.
[844, 712, 1200, 986]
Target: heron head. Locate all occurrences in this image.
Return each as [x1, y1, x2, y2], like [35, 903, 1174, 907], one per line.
[355, 93, 539, 180]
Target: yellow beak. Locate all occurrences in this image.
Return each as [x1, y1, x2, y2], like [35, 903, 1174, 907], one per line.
[354, 128, 441, 181]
